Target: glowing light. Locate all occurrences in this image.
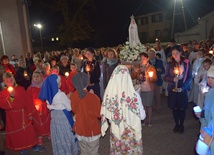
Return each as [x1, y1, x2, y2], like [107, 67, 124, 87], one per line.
[148, 71, 154, 78]
[209, 50, 213, 54]
[65, 72, 69, 77]
[174, 67, 179, 75]
[86, 65, 90, 72]
[34, 24, 42, 29]
[7, 86, 14, 93]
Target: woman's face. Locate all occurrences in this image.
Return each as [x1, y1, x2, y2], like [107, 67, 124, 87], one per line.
[107, 51, 115, 60]
[85, 51, 94, 60]
[140, 55, 148, 65]
[172, 49, 181, 61]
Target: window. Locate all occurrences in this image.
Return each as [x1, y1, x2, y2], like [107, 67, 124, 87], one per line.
[151, 14, 163, 23]
[142, 17, 148, 25]
[141, 32, 147, 42]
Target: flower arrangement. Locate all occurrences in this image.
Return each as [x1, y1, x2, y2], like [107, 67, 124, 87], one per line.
[119, 41, 147, 63]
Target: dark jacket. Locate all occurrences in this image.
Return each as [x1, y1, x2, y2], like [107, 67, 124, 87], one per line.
[15, 67, 32, 90]
[102, 59, 120, 89]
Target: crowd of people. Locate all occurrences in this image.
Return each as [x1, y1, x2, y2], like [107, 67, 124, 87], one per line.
[0, 38, 213, 154]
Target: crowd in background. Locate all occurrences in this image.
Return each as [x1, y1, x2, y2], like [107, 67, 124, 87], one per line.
[0, 38, 214, 154]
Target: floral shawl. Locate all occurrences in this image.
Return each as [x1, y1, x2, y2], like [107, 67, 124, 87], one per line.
[101, 65, 142, 141]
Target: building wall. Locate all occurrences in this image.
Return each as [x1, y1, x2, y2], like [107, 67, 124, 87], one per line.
[136, 11, 171, 43]
[0, 0, 31, 58]
[175, 11, 214, 43]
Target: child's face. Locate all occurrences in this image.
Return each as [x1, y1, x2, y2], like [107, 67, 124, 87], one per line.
[208, 76, 214, 86]
[19, 60, 26, 68]
[203, 62, 211, 71]
[44, 67, 51, 75]
[70, 65, 77, 72]
[4, 77, 15, 87]
[33, 73, 42, 84]
[51, 60, 56, 66]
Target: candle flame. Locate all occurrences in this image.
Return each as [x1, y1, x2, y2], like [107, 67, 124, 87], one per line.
[65, 72, 69, 77]
[7, 86, 13, 93]
[148, 71, 153, 77]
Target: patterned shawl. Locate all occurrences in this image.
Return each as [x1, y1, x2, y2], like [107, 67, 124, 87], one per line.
[101, 65, 142, 141]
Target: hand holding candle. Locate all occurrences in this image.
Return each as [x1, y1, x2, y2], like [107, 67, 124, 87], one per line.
[174, 67, 179, 75]
[65, 72, 69, 77]
[148, 71, 153, 78]
[7, 86, 14, 96]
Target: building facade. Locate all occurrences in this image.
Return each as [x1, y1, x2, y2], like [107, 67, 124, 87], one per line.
[0, 0, 31, 58]
[174, 11, 214, 43]
[136, 11, 171, 43]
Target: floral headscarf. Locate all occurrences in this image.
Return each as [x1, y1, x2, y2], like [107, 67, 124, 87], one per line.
[101, 65, 142, 141]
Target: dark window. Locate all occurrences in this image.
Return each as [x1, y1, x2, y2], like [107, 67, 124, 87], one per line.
[151, 14, 163, 23]
[142, 17, 148, 25]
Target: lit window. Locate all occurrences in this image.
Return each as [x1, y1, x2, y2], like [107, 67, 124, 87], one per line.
[56, 37, 59, 41]
[51, 38, 54, 41]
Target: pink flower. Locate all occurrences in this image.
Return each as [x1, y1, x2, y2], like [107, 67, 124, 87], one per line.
[115, 141, 120, 147]
[130, 102, 136, 109]
[126, 97, 131, 103]
[114, 114, 118, 120]
[133, 97, 138, 102]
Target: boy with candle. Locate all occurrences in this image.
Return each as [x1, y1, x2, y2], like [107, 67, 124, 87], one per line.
[0, 72, 37, 154]
[67, 63, 78, 93]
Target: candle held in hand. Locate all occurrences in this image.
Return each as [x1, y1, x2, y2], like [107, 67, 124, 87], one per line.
[65, 72, 69, 77]
[148, 71, 153, 78]
[86, 65, 90, 72]
[7, 86, 14, 93]
[174, 68, 179, 75]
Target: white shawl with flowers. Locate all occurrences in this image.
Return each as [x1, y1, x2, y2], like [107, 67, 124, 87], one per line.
[101, 65, 142, 141]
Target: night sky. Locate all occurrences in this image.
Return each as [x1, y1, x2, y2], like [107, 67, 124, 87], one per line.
[28, 0, 214, 48]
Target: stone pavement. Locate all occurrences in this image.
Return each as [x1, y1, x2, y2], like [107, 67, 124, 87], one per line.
[4, 94, 200, 155]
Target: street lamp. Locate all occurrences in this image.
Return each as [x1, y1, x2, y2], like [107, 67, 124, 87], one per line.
[34, 23, 43, 53]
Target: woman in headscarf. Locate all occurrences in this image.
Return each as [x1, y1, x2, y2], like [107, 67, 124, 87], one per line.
[39, 74, 79, 155]
[101, 65, 145, 155]
[70, 72, 101, 155]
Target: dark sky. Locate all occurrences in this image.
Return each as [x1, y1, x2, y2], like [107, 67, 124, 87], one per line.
[29, 0, 214, 47]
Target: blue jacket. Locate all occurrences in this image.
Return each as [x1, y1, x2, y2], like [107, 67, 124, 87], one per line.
[149, 58, 165, 86]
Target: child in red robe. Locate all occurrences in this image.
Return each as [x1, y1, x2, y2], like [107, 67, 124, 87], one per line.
[67, 63, 77, 93]
[0, 72, 37, 154]
[51, 66, 72, 95]
[27, 71, 51, 149]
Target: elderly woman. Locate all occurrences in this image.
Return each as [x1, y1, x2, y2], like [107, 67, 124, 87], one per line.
[102, 48, 120, 90]
[165, 45, 192, 134]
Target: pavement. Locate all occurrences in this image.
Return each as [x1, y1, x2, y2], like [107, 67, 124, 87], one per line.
[4, 93, 200, 155]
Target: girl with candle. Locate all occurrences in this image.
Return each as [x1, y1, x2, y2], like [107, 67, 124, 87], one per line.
[39, 74, 79, 155]
[0, 72, 37, 154]
[15, 58, 32, 90]
[27, 71, 51, 151]
[67, 63, 78, 93]
[138, 52, 157, 127]
[83, 47, 101, 100]
[165, 45, 192, 134]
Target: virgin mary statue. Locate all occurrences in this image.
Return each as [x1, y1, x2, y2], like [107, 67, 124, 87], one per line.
[129, 15, 141, 48]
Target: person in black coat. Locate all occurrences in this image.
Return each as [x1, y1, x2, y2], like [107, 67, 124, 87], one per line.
[15, 58, 32, 90]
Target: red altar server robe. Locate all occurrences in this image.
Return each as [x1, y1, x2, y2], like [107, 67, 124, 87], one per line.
[59, 75, 72, 94]
[0, 86, 37, 151]
[67, 71, 77, 93]
[27, 86, 50, 136]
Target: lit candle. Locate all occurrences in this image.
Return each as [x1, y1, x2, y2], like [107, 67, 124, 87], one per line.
[209, 50, 213, 54]
[174, 67, 179, 75]
[80, 56, 83, 60]
[23, 70, 28, 77]
[148, 71, 154, 78]
[7, 86, 14, 93]
[202, 86, 209, 93]
[65, 72, 69, 77]
[86, 65, 90, 73]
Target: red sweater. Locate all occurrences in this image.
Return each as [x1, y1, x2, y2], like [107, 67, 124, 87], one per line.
[70, 91, 101, 137]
